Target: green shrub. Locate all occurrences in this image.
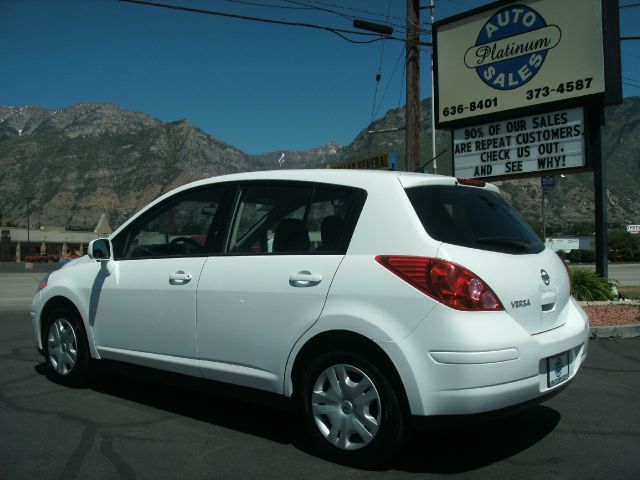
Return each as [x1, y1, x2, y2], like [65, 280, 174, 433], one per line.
[570, 268, 616, 301]
[567, 249, 582, 263]
[580, 249, 595, 263]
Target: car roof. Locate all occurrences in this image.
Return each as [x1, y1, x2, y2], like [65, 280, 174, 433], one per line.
[186, 169, 463, 189]
[111, 169, 499, 237]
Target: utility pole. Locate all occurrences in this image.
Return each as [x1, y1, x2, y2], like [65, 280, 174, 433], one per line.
[429, 0, 437, 174]
[406, 0, 420, 172]
[24, 196, 34, 258]
[592, 109, 608, 279]
[542, 192, 546, 241]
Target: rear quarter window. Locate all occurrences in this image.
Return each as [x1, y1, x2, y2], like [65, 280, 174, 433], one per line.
[406, 185, 544, 254]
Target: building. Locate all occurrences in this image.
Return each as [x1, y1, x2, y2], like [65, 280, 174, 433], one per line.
[0, 215, 112, 262]
[545, 236, 595, 253]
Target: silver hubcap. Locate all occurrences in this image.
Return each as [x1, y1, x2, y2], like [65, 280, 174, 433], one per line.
[311, 363, 381, 451]
[47, 318, 78, 376]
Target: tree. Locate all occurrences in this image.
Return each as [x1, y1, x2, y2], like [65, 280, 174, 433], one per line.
[608, 230, 640, 261]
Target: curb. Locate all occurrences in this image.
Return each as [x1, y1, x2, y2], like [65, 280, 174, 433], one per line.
[590, 323, 640, 339]
[579, 300, 640, 306]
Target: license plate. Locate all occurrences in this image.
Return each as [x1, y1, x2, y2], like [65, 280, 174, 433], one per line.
[547, 351, 570, 388]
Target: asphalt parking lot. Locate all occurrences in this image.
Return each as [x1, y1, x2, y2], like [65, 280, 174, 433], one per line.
[1, 272, 639, 479]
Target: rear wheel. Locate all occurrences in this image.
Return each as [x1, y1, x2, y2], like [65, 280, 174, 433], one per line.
[300, 351, 406, 466]
[44, 308, 90, 386]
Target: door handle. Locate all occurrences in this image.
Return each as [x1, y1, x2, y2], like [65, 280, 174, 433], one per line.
[289, 271, 322, 287]
[169, 271, 193, 285]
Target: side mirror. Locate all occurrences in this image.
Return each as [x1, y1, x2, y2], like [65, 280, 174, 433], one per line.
[88, 238, 112, 262]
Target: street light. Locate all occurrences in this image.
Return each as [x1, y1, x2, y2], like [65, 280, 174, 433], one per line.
[352, 19, 393, 36]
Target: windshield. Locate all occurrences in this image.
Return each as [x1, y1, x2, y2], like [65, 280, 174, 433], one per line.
[406, 185, 544, 255]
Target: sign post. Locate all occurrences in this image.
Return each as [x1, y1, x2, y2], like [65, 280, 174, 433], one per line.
[541, 175, 554, 240]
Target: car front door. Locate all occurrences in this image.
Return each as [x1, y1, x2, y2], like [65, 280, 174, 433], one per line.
[91, 185, 229, 375]
[196, 183, 365, 393]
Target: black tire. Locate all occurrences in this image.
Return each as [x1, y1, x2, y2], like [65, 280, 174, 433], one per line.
[43, 308, 91, 387]
[300, 350, 407, 467]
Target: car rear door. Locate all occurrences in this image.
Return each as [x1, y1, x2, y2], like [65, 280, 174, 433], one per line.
[196, 182, 365, 393]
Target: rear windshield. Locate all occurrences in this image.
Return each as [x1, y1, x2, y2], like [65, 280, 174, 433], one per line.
[406, 185, 544, 255]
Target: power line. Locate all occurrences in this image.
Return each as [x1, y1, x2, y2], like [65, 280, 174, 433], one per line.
[623, 76, 640, 86]
[282, 0, 428, 35]
[369, 0, 393, 127]
[298, 0, 407, 24]
[373, 46, 406, 120]
[621, 36, 640, 40]
[282, 0, 352, 23]
[619, 2, 640, 8]
[219, 0, 310, 10]
[623, 81, 640, 89]
[117, 0, 416, 44]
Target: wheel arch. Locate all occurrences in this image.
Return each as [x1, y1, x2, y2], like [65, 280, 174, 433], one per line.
[39, 296, 90, 354]
[289, 330, 411, 415]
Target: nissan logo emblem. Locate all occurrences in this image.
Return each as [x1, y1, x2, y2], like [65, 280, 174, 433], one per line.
[541, 269, 550, 286]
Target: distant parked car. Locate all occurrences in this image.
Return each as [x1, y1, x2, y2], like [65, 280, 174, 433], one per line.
[31, 170, 589, 466]
[58, 252, 82, 264]
[25, 253, 58, 263]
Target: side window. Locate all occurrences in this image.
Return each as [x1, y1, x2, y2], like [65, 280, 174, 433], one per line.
[308, 187, 359, 253]
[115, 187, 228, 259]
[229, 185, 312, 254]
[227, 183, 365, 255]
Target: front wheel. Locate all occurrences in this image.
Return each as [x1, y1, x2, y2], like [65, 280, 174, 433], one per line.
[44, 308, 90, 386]
[300, 351, 406, 467]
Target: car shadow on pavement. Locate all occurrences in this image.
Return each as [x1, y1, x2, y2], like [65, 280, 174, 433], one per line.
[393, 405, 561, 473]
[34, 362, 561, 473]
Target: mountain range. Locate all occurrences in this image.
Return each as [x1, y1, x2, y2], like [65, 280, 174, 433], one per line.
[0, 99, 638, 231]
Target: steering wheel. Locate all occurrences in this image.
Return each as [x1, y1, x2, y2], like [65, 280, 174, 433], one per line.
[169, 236, 203, 254]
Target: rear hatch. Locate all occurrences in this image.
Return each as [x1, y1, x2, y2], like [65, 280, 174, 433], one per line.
[404, 180, 570, 335]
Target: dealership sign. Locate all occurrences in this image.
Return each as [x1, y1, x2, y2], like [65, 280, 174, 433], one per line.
[463, 5, 561, 91]
[331, 152, 391, 170]
[453, 107, 585, 179]
[434, 0, 608, 126]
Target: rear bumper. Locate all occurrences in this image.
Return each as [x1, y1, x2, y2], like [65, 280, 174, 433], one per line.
[380, 297, 589, 417]
[410, 380, 569, 430]
[422, 342, 585, 416]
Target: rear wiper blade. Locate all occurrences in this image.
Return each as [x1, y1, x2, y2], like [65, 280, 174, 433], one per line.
[476, 237, 531, 249]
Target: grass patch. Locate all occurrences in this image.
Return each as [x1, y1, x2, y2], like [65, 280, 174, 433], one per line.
[619, 286, 640, 300]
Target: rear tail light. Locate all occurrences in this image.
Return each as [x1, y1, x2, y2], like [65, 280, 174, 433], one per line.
[375, 256, 503, 311]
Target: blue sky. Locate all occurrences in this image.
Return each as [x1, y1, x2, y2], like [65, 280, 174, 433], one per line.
[1, 0, 639, 154]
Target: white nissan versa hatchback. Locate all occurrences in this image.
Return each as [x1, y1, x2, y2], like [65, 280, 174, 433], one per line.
[32, 169, 589, 465]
